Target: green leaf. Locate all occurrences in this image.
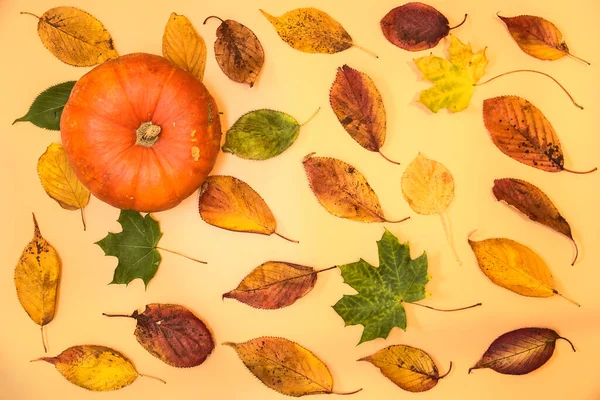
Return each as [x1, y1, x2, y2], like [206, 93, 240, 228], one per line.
[13, 81, 76, 130]
[222, 109, 300, 160]
[95, 210, 163, 288]
[413, 35, 487, 113]
[333, 229, 429, 344]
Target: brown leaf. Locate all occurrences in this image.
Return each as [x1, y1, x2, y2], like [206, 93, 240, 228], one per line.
[498, 14, 589, 64]
[198, 175, 297, 242]
[224, 336, 361, 396]
[23, 7, 118, 66]
[104, 304, 214, 368]
[204, 16, 264, 87]
[381, 3, 467, 51]
[302, 153, 407, 223]
[470, 327, 576, 375]
[483, 96, 596, 174]
[224, 262, 335, 309]
[329, 65, 398, 164]
[493, 178, 578, 264]
[162, 13, 207, 81]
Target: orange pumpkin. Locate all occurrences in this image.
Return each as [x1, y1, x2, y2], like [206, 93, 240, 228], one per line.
[61, 53, 221, 212]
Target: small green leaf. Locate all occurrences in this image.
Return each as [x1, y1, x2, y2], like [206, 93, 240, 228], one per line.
[333, 229, 429, 344]
[14, 81, 76, 130]
[222, 109, 300, 160]
[96, 210, 163, 288]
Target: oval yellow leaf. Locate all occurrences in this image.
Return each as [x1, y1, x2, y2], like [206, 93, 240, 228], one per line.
[468, 238, 576, 305]
[224, 337, 360, 396]
[162, 12, 207, 81]
[37, 143, 90, 230]
[24, 7, 118, 66]
[198, 176, 296, 242]
[36, 345, 138, 391]
[260, 8, 353, 54]
[401, 153, 454, 215]
[15, 214, 61, 352]
[360, 345, 451, 392]
[303, 153, 406, 223]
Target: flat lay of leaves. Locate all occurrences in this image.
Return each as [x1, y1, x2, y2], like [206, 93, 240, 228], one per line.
[11, 1, 597, 398]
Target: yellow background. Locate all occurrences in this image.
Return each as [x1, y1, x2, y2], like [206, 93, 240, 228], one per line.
[2, 0, 599, 398]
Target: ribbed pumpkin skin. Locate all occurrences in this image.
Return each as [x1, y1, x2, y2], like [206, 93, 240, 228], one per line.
[61, 53, 221, 212]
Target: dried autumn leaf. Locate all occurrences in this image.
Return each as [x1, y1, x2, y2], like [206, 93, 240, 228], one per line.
[198, 175, 297, 242]
[224, 337, 360, 396]
[22, 7, 118, 66]
[303, 153, 407, 223]
[224, 262, 336, 309]
[493, 178, 578, 264]
[37, 143, 90, 230]
[414, 35, 487, 112]
[329, 65, 398, 164]
[401, 153, 460, 263]
[13, 81, 75, 130]
[222, 109, 318, 160]
[498, 14, 589, 64]
[15, 214, 61, 352]
[468, 237, 578, 305]
[483, 96, 596, 174]
[360, 345, 452, 392]
[104, 304, 214, 368]
[381, 3, 467, 51]
[34, 345, 162, 391]
[162, 13, 207, 81]
[260, 8, 375, 56]
[204, 16, 264, 87]
[470, 327, 576, 375]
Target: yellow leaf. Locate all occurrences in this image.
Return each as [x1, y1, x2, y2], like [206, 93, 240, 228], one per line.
[23, 7, 118, 67]
[468, 237, 577, 305]
[162, 13, 207, 81]
[360, 345, 451, 392]
[198, 176, 296, 242]
[260, 8, 355, 54]
[14, 214, 61, 352]
[37, 143, 90, 230]
[224, 337, 360, 396]
[36, 345, 139, 391]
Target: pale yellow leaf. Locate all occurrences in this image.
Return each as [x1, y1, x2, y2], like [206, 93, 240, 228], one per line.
[15, 214, 61, 351]
[37, 143, 90, 229]
[401, 153, 454, 215]
[26, 7, 119, 66]
[162, 13, 207, 81]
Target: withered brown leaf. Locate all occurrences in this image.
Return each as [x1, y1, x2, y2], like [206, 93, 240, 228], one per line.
[204, 16, 264, 87]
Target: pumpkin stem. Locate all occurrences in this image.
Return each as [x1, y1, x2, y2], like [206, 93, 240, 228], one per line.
[136, 121, 161, 147]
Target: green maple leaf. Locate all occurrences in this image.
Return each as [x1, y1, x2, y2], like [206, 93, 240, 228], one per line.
[414, 35, 488, 113]
[96, 210, 163, 287]
[333, 229, 429, 344]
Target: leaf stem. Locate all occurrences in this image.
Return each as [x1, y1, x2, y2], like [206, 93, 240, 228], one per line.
[378, 150, 401, 165]
[274, 232, 299, 243]
[203, 15, 225, 25]
[562, 166, 597, 175]
[20, 11, 41, 19]
[102, 312, 135, 319]
[41, 325, 47, 353]
[352, 42, 378, 58]
[409, 302, 482, 312]
[299, 107, 321, 126]
[474, 69, 583, 109]
[156, 247, 207, 264]
[384, 216, 411, 224]
[553, 290, 580, 307]
[557, 336, 576, 352]
[332, 388, 363, 395]
[80, 208, 87, 231]
[440, 212, 462, 265]
[566, 52, 590, 66]
[449, 14, 468, 30]
[138, 373, 166, 384]
[438, 361, 453, 379]
[571, 239, 579, 266]
[316, 265, 338, 274]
